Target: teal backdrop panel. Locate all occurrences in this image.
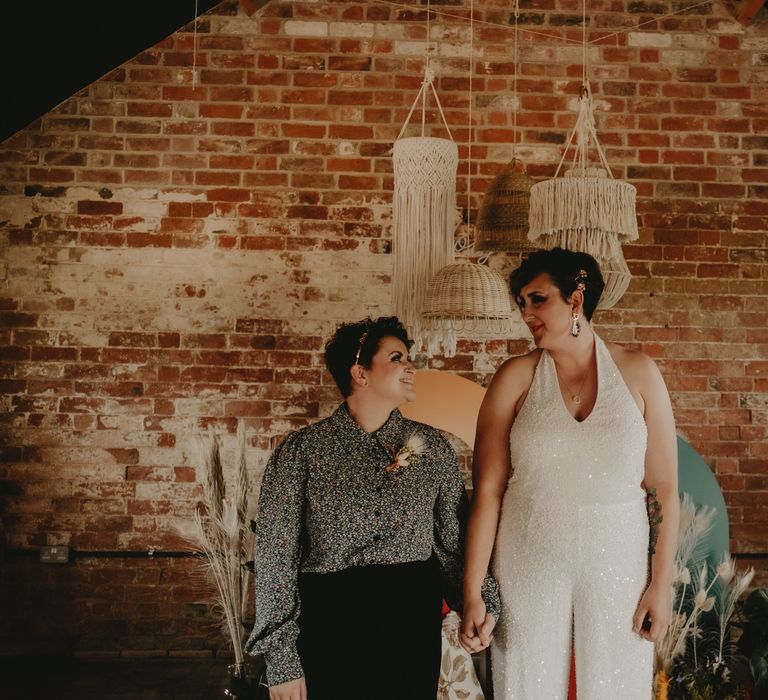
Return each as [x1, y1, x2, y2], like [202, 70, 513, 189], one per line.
[677, 435, 730, 568]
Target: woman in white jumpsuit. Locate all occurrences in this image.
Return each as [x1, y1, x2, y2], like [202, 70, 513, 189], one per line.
[460, 248, 679, 699]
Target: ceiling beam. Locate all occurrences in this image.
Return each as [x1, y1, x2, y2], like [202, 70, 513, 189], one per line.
[737, 0, 767, 25]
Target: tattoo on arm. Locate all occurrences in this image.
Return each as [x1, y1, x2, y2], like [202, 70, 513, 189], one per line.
[646, 487, 663, 556]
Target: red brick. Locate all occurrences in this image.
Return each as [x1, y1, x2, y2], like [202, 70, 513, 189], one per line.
[199, 104, 244, 119]
[205, 188, 250, 202]
[108, 332, 156, 347]
[210, 121, 255, 137]
[77, 200, 123, 215]
[224, 401, 271, 417]
[30, 347, 78, 361]
[0, 312, 39, 327]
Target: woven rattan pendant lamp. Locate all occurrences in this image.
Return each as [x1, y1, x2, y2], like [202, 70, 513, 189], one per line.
[476, 158, 535, 252]
[422, 260, 514, 356]
[392, 4, 458, 351]
[420, 0, 515, 357]
[475, 0, 537, 253]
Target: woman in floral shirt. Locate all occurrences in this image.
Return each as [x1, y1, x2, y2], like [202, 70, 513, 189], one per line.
[246, 316, 499, 700]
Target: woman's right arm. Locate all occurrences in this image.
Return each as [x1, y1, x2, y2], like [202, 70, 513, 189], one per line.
[244, 432, 308, 695]
[460, 358, 527, 652]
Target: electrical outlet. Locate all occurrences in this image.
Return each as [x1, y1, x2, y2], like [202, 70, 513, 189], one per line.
[40, 545, 69, 564]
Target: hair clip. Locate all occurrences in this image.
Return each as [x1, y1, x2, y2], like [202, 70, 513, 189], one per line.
[574, 269, 588, 292]
[354, 330, 369, 365]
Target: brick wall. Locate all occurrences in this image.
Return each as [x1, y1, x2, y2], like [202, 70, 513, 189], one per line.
[1, 0, 766, 655]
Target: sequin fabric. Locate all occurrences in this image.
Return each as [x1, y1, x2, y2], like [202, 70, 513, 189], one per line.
[245, 403, 501, 686]
[491, 334, 653, 699]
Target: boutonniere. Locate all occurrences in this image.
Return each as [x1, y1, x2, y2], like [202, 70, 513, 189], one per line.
[385, 432, 426, 473]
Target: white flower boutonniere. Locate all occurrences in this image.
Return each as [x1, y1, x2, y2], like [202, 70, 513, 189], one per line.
[385, 432, 426, 473]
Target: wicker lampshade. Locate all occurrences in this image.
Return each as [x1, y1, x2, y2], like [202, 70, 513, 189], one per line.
[476, 158, 536, 252]
[421, 262, 514, 356]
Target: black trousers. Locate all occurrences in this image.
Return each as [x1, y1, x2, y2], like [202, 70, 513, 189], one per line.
[297, 557, 443, 700]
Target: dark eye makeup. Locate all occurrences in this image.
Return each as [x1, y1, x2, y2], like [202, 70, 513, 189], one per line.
[517, 292, 547, 309]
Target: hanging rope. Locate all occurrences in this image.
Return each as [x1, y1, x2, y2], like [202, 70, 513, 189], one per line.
[423, 0, 430, 135]
[192, 0, 199, 89]
[466, 0, 473, 226]
[512, 0, 519, 160]
[581, 0, 587, 87]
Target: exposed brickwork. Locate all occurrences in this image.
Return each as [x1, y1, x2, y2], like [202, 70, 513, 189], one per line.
[1, 0, 766, 653]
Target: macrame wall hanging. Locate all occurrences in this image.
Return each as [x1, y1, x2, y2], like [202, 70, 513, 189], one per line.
[527, 86, 634, 309]
[392, 55, 458, 351]
[527, 0, 636, 309]
[475, 0, 537, 254]
[421, 0, 515, 357]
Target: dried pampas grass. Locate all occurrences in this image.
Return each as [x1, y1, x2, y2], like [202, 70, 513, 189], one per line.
[654, 493, 755, 699]
[182, 421, 256, 669]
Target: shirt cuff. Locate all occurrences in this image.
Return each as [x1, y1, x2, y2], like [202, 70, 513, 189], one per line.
[263, 644, 305, 687]
[481, 574, 501, 621]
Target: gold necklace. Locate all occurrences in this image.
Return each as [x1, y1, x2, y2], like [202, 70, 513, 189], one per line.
[555, 364, 591, 404]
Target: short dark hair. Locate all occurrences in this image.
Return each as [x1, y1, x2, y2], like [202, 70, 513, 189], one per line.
[324, 316, 413, 398]
[509, 247, 605, 320]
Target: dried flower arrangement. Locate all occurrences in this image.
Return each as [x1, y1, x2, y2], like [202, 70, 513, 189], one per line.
[181, 421, 256, 681]
[654, 494, 758, 700]
[385, 432, 427, 473]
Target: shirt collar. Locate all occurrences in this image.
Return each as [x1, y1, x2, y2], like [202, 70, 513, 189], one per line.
[330, 403, 408, 447]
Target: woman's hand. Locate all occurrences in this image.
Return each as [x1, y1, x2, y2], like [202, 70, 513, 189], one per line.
[460, 597, 496, 653]
[633, 581, 672, 643]
[269, 676, 307, 700]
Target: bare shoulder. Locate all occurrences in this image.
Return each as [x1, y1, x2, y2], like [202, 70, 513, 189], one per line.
[489, 348, 542, 393]
[481, 348, 542, 418]
[604, 340, 663, 392]
[476, 348, 542, 442]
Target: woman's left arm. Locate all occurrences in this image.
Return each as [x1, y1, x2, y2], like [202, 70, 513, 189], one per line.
[431, 433, 500, 618]
[431, 433, 469, 612]
[632, 354, 680, 643]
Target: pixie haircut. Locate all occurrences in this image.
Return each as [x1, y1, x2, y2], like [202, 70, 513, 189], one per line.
[509, 247, 605, 321]
[324, 316, 413, 398]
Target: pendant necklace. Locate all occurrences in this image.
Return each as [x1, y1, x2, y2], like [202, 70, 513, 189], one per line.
[555, 364, 590, 404]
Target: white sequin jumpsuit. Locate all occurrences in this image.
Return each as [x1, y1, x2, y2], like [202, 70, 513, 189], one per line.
[491, 335, 653, 699]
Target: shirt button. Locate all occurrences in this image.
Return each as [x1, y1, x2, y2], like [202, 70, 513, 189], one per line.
[373, 534, 380, 541]
[374, 510, 381, 517]
[375, 487, 382, 493]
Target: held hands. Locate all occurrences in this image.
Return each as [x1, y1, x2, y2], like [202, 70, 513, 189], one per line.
[269, 676, 307, 700]
[460, 597, 496, 653]
[633, 581, 672, 643]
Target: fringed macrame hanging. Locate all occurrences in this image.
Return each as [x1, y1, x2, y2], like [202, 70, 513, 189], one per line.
[392, 64, 457, 350]
[528, 86, 638, 246]
[528, 84, 637, 309]
[532, 227, 632, 310]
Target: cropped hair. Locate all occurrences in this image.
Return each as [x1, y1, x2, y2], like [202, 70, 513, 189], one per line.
[324, 316, 413, 398]
[509, 247, 605, 320]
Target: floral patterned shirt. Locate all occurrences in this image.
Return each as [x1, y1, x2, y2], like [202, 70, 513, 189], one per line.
[245, 403, 501, 686]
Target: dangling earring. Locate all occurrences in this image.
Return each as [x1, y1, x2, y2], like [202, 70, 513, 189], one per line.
[571, 313, 581, 337]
